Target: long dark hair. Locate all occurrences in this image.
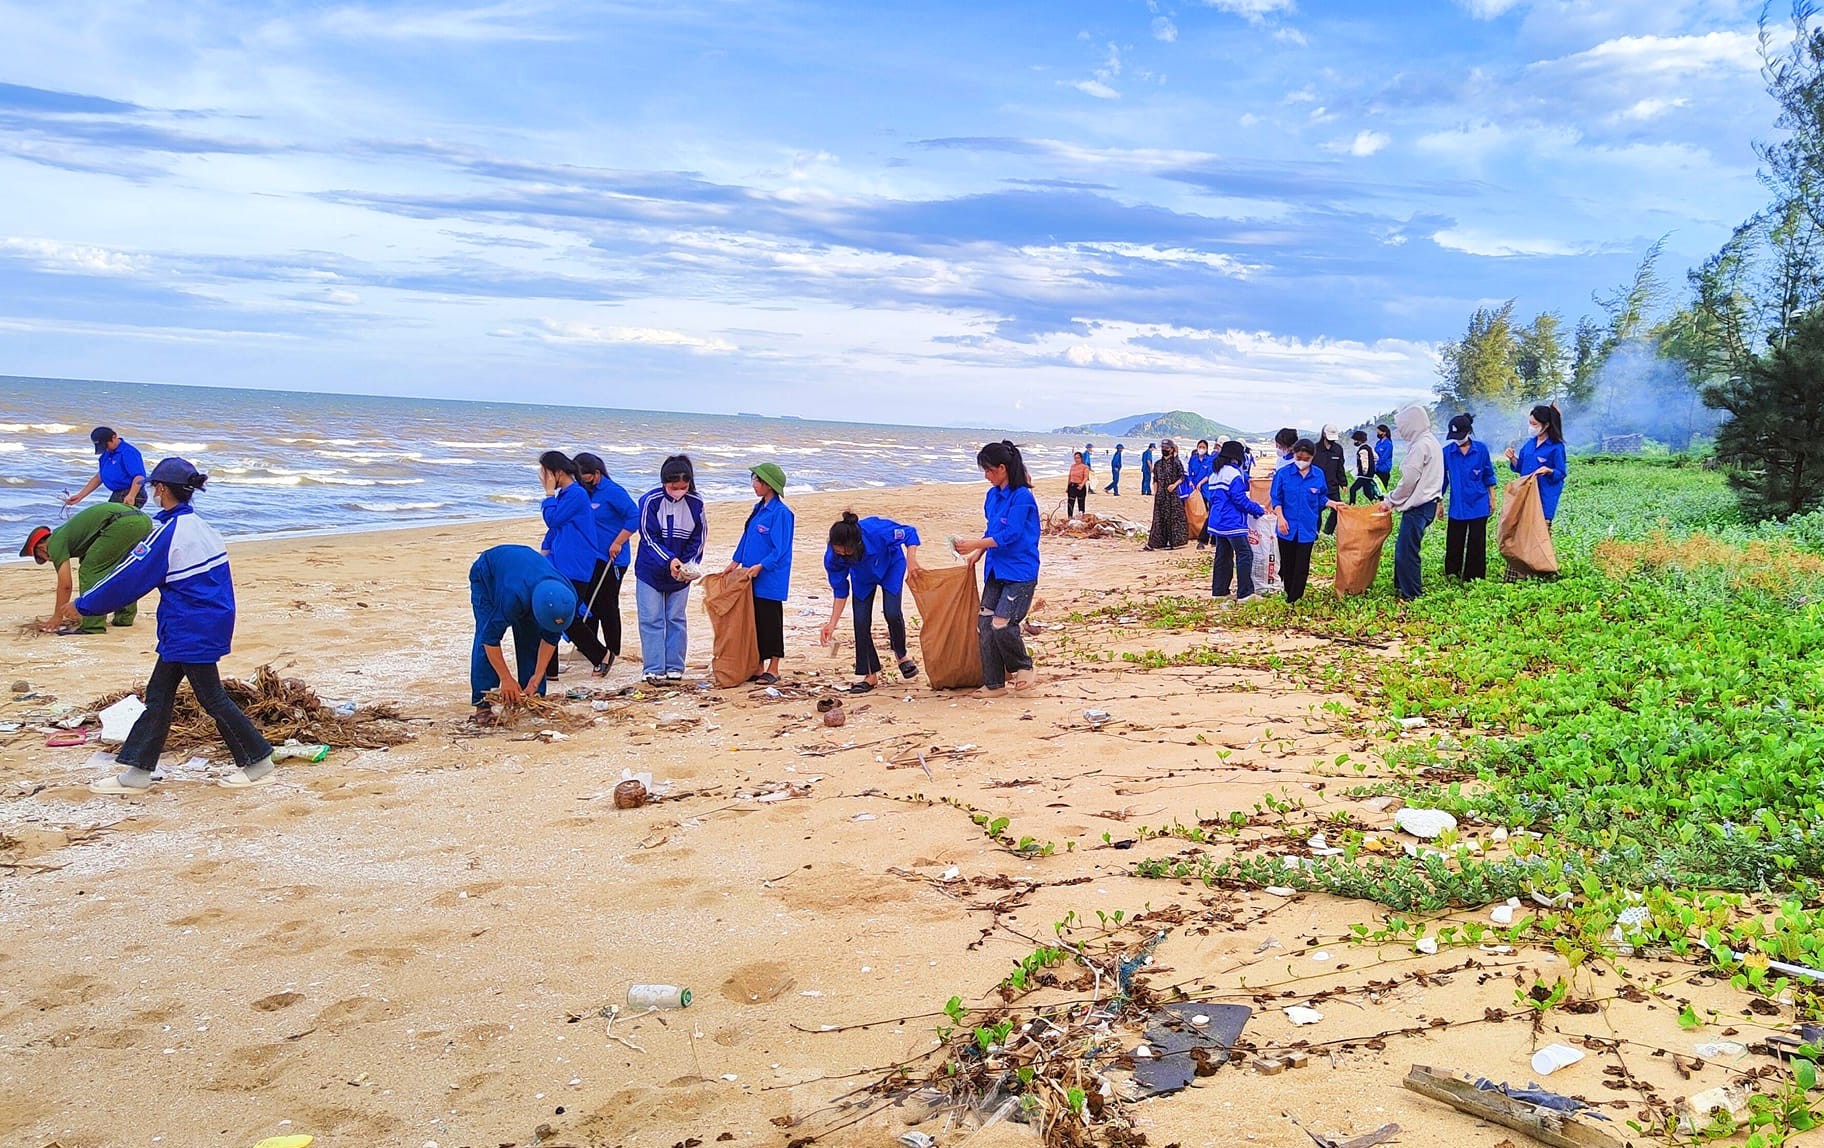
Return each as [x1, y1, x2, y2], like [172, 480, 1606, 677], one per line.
[1529, 404, 1564, 444]
[164, 473, 208, 503]
[659, 454, 696, 493]
[976, 440, 1031, 489]
[539, 449, 579, 481]
[828, 510, 863, 556]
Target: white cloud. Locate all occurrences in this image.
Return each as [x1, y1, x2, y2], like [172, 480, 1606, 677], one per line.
[1542, 30, 1759, 77]
[521, 319, 737, 353]
[1152, 16, 1178, 42]
[315, 2, 565, 42]
[1329, 129, 1390, 157]
[1456, 0, 1528, 18]
[1619, 96, 1690, 121]
[1430, 228, 1593, 257]
[1072, 79, 1121, 99]
[0, 237, 142, 275]
[1274, 26, 1308, 46]
[1200, 0, 1297, 26]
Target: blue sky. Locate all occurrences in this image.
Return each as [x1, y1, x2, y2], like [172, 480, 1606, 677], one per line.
[0, 0, 1779, 430]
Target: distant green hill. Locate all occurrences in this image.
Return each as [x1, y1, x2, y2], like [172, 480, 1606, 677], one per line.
[1056, 410, 1251, 440]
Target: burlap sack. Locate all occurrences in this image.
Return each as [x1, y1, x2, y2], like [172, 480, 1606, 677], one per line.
[1498, 476, 1559, 577]
[906, 564, 984, 690]
[1184, 488, 1209, 538]
[1333, 504, 1393, 597]
[1248, 476, 1272, 505]
[701, 571, 762, 688]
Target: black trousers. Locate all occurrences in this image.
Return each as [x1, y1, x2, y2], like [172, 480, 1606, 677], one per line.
[1322, 486, 1341, 534]
[1348, 476, 1379, 502]
[117, 659, 272, 771]
[852, 586, 909, 676]
[1280, 539, 1315, 603]
[573, 560, 625, 658]
[1445, 516, 1488, 580]
[754, 594, 784, 660]
[1066, 484, 1086, 516]
[548, 573, 610, 676]
[1211, 534, 1255, 599]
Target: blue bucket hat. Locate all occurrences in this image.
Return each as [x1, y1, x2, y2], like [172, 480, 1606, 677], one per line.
[533, 579, 577, 632]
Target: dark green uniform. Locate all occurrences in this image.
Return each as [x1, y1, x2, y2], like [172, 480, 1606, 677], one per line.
[49, 503, 154, 632]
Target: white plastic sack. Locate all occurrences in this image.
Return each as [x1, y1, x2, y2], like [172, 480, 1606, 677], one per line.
[1247, 515, 1283, 595]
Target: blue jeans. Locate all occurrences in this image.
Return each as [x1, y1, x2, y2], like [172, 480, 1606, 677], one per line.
[1394, 500, 1436, 600]
[1211, 533, 1255, 599]
[636, 577, 690, 676]
[1141, 468, 1152, 496]
[978, 577, 1036, 689]
[1103, 468, 1121, 495]
[471, 615, 549, 706]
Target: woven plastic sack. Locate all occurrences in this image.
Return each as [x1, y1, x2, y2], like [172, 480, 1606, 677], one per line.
[906, 564, 984, 690]
[701, 571, 761, 688]
[1498, 476, 1559, 577]
[1333, 504, 1393, 597]
[1183, 488, 1209, 538]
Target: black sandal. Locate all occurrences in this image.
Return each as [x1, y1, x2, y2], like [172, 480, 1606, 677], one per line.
[849, 681, 875, 694]
[754, 672, 778, 685]
[897, 660, 919, 680]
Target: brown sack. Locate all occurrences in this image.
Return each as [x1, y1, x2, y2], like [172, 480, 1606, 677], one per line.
[701, 571, 761, 688]
[1333, 503, 1394, 597]
[1498, 476, 1559, 577]
[1249, 476, 1272, 505]
[1183, 488, 1209, 538]
[906, 564, 983, 690]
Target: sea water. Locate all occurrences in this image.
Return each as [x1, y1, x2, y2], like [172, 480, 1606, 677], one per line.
[0, 376, 1090, 542]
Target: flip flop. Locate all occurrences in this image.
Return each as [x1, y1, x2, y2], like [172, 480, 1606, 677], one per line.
[88, 775, 151, 795]
[848, 681, 875, 694]
[897, 660, 919, 680]
[753, 673, 779, 685]
[218, 769, 278, 789]
[47, 731, 91, 747]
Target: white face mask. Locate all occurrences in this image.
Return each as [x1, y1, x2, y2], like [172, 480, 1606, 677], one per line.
[1528, 421, 1542, 436]
[1295, 460, 1312, 474]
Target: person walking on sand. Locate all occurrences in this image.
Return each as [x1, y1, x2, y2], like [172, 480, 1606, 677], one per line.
[1200, 441, 1267, 604]
[1383, 406, 1444, 602]
[1374, 424, 1394, 488]
[726, 463, 794, 685]
[71, 458, 281, 793]
[1505, 404, 1569, 527]
[66, 427, 148, 509]
[1442, 414, 1499, 580]
[1269, 438, 1333, 605]
[1103, 443, 1125, 496]
[1140, 443, 1156, 496]
[469, 544, 577, 724]
[537, 450, 609, 679]
[821, 511, 922, 693]
[635, 455, 707, 684]
[1145, 439, 1188, 551]
[953, 441, 1040, 698]
[573, 452, 640, 676]
[1066, 451, 1090, 517]
[1315, 425, 1347, 536]
[20, 502, 153, 635]
[1349, 430, 1380, 502]
[1083, 443, 1095, 471]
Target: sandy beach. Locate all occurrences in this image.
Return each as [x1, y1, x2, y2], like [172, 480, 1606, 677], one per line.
[0, 479, 1770, 1148]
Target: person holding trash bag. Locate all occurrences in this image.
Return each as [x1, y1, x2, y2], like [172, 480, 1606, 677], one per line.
[1200, 441, 1266, 603]
[1269, 439, 1334, 604]
[821, 512, 923, 693]
[469, 544, 577, 723]
[1146, 439, 1189, 551]
[952, 441, 1040, 697]
[1442, 414, 1499, 580]
[1383, 405, 1444, 602]
[1506, 404, 1568, 525]
[72, 457, 281, 793]
[727, 463, 795, 685]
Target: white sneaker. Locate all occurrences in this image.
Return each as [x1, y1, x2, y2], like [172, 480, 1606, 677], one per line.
[1236, 594, 1261, 605]
[665, 671, 684, 682]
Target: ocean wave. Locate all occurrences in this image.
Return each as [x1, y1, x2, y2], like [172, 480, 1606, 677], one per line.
[0, 422, 75, 434]
[486, 492, 542, 504]
[213, 473, 425, 488]
[314, 448, 425, 462]
[146, 441, 209, 453]
[420, 457, 479, 466]
[0, 443, 23, 453]
[278, 437, 386, 446]
[434, 440, 525, 450]
[348, 500, 448, 512]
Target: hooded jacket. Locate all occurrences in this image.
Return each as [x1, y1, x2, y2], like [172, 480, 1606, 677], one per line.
[1384, 406, 1444, 510]
[74, 503, 237, 662]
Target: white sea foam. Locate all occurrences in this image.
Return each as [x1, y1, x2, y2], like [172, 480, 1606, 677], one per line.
[420, 457, 479, 466]
[0, 422, 75, 434]
[434, 440, 524, 450]
[487, 492, 541, 504]
[146, 441, 209, 453]
[0, 442, 23, 453]
[349, 500, 447, 512]
[314, 449, 425, 462]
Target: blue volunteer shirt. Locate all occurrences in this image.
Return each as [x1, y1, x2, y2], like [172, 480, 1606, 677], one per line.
[732, 496, 796, 602]
[583, 474, 641, 569]
[470, 545, 571, 648]
[1270, 463, 1330, 543]
[1513, 437, 1568, 520]
[1374, 438, 1394, 476]
[97, 440, 148, 495]
[1443, 440, 1498, 520]
[982, 484, 1041, 582]
[825, 517, 920, 599]
[539, 480, 601, 583]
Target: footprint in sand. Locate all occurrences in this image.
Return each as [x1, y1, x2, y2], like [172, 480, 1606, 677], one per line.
[251, 991, 304, 1012]
[720, 960, 796, 1004]
[429, 880, 504, 908]
[311, 995, 399, 1030]
[167, 906, 234, 928]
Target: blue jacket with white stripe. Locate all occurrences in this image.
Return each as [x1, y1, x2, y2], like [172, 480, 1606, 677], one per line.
[74, 503, 237, 662]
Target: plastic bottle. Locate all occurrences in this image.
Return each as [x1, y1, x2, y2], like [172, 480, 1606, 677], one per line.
[626, 984, 692, 1009]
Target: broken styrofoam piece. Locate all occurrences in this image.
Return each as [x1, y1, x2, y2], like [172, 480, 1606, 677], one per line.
[1491, 826, 1510, 843]
[97, 695, 145, 744]
[1678, 1085, 1751, 1134]
[1397, 716, 1428, 729]
[1414, 937, 1439, 955]
[1695, 1041, 1748, 1059]
[1490, 905, 1515, 926]
[1531, 1044, 1585, 1075]
[1284, 1006, 1324, 1026]
[1392, 807, 1457, 839]
[1263, 886, 1297, 898]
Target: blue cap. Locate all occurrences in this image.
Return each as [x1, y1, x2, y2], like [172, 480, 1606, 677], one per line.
[148, 457, 202, 487]
[91, 426, 115, 453]
[533, 579, 576, 632]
